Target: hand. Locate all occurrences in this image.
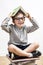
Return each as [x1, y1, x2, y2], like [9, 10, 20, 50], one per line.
[25, 13, 32, 20]
[25, 13, 30, 18]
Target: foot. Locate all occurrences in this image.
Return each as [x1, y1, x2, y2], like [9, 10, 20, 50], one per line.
[28, 53, 33, 57]
[31, 50, 41, 58]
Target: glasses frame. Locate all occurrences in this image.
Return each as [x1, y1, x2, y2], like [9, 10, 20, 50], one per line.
[14, 16, 25, 21]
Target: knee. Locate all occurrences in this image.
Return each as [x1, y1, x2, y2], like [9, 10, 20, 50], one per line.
[34, 42, 39, 48]
[8, 44, 14, 52]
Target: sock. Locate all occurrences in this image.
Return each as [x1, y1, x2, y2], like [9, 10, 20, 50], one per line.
[28, 53, 33, 57]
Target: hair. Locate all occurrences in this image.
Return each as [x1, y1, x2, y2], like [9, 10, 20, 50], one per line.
[12, 10, 25, 23]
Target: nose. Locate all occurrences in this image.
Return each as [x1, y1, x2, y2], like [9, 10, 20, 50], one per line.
[19, 19, 23, 21]
[18, 19, 23, 22]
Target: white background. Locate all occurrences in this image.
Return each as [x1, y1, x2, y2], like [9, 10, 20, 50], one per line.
[0, 0, 43, 56]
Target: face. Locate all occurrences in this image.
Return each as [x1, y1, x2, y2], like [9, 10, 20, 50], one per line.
[13, 13, 25, 29]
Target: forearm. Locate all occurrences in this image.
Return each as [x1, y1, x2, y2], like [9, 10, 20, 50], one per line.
[1, 17, 10, 26]
[26, 13, 39, 33]
[29, 17, 39, 28]
[27, 13, 39, 28]
[1, 17, 11, 33]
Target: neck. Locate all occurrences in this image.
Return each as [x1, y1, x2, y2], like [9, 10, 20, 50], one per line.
[15, 25, 22, 30]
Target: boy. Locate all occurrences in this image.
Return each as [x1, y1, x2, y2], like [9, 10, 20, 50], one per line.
[1, 6, 41, 59]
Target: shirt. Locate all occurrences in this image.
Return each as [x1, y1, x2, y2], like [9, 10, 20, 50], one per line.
[1, 17, 39, 46]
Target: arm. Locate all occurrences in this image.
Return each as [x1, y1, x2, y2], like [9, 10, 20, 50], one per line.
[25, 13, 39, 33]
[1, 17, 11, 33]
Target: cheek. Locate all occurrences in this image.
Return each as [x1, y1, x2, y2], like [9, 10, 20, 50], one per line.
[15, 19, 18, 23]
[15, 21, 18, 25]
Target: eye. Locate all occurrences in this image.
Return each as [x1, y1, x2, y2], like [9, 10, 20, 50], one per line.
[14, 16, 25, 21]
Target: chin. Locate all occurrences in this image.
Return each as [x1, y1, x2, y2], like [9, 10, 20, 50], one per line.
[20, 25, 23, 27]
[17, 23, 24, 28]
[18, 25, 23, 28]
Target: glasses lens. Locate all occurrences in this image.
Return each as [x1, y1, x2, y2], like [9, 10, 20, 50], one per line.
[14, 17, 25, 21]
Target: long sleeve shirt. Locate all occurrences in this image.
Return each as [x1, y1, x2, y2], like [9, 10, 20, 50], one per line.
[1, 17, 39, 46]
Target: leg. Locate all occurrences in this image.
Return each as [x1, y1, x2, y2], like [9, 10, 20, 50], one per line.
[8, 44, 32, 57]
[24, 42, 39, 53]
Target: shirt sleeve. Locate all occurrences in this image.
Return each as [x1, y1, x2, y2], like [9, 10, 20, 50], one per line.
[1, 17, 11, 33]
[26, 17, 39, 33]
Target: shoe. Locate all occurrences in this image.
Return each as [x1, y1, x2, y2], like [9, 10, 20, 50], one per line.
[8, 52, 12, 58]
[31, 50, 41, 58]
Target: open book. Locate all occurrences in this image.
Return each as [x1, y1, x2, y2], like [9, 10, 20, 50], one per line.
[9, 6, 27, 17]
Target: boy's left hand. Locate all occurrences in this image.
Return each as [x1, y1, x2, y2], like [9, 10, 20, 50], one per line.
[25, 13, 30, 18]
[25, 13, 32, 20]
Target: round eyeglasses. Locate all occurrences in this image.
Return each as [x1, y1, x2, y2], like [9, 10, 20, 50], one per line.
[14, 17, 25, 21]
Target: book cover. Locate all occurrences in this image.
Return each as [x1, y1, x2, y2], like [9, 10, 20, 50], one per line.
[9, 6, 27, 17]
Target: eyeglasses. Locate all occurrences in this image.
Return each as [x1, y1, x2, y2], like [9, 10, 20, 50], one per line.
[14, 17, 25, 21]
